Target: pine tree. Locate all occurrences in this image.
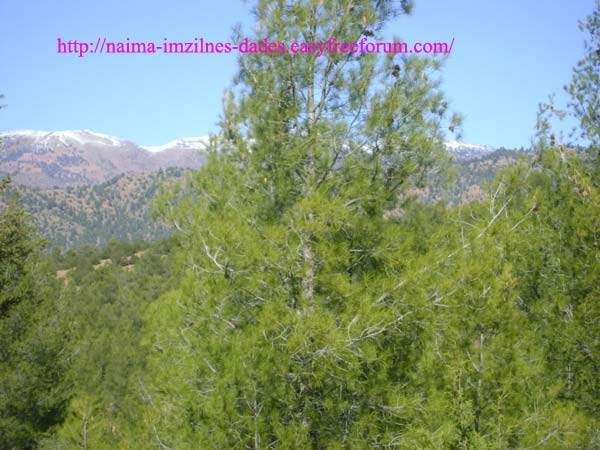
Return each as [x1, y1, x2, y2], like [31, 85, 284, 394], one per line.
[0, 178, 69, 449]
[147, 1, 461, 447]
[566, 0, 600, 150]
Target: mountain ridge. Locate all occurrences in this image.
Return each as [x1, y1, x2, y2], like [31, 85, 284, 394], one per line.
[0, 131, 529, 249]
[0, 130, 208, 188]
[1, 129, 500, 189]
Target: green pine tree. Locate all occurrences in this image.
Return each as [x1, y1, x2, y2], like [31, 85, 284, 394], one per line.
[0, 177, 69, 449]
[146, 1, 462, 447]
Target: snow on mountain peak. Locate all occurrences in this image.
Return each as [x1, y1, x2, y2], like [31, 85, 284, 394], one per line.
[444, 139, 491, 151]
[2, 130, 211, 154]
[0, 129, 208, 188]
[52, 130, 127, 146]
[444, 139, 495, 160]
[2, 129, 128, 146]
[2, 130, 496, 160]
[142, 136, 209, 153]
[3, 130, 52, 138]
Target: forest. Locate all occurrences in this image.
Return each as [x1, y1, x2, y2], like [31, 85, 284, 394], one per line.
[1, 1, 599, 448]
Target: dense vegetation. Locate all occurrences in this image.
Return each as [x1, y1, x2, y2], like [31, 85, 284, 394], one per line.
[1, 1, 599, 448]
[0, 169, 183, 249]
[0, 151, 530, 250]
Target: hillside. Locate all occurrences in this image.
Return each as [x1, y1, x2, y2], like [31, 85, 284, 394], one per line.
[434, 148, 534, 203]
[397, 148, 532, 204]
[3, 168, 185, 248]
[1, 149, 530, 249]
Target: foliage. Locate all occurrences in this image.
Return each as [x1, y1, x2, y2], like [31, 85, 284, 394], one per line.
[2, 2, 600, 449]
[0, 179, 69, 449]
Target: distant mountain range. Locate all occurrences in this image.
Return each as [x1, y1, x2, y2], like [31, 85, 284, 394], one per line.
[0, 130, 208, 188]
[0, 129, 497, 189]
[0, 129, 527, 249]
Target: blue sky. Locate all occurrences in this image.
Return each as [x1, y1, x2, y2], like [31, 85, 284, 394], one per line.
[0, 0, 594, 148]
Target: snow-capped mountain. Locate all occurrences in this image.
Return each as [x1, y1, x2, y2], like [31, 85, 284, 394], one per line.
[7, 129, 129, 146]
[444, 139, 495, 160]
[0, 130, 207, 188]
[142, 136, 209, 153]
[0, 129, 498, 188]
